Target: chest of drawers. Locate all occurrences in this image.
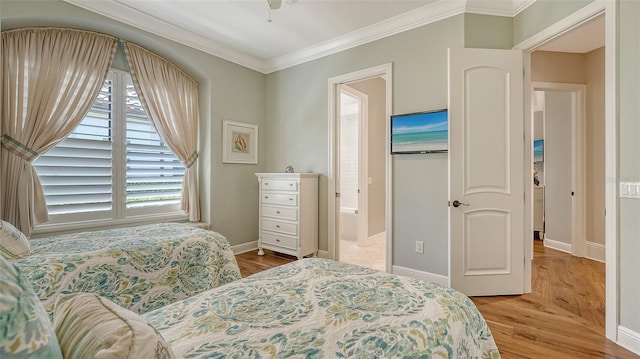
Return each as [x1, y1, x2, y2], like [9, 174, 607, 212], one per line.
[255, 173, 319, 259]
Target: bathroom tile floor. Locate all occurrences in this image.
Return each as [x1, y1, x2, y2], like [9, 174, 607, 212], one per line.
[339, 236, 386, 272]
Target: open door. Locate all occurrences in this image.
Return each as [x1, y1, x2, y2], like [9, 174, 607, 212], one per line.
[448, 48, 525, 296]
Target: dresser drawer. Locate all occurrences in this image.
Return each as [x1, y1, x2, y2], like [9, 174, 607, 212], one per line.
[261, 232, 297, 249]
[262, 218, 297, 235]
[261, 179, 298, 192]
[261, 193, 297, 206]
[262, 205, 297, 221]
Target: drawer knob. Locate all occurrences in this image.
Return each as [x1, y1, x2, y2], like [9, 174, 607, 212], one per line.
[289, 183, 293, 186]
[265, 182, 269, 185]
[276, 225, 280, 228]
[264, 196, 269, 199]
[276, 211, 281, 214]
[289, 198, 293, 201]
[276, 239, 280, 242]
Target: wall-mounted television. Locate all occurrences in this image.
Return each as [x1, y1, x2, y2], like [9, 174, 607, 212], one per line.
[391, 109, 448, 154]
[533, 139, 544, 162]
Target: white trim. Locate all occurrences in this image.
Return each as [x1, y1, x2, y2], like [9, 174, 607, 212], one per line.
[31, 212, 188, 238]
[328, 63, 392, 273]
[585, 241, 605, 263]
[543, 238, 572, 254]
[513, 1, 607, 52]
[618, 326, 640, 356]
[392, 266, 449, 287]
[232, 241, 259, 255]
[532, 82, 587, 259]
[266, 1, 464, 73]
[62, 0, 267, 73]
[62, 0, 464, 74]
[513, 0, 537, 16]
[62, 0, 537, 74]
[514, 0, 617, 342]
[465, 0, 536, 17]
[603, 2, 618, 342]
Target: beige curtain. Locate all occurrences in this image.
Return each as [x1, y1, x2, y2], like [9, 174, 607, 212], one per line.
[1, 28, 117, 235]
[123, 42, 200, 222]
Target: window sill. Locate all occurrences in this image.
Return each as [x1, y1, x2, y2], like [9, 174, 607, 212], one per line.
[30, 212, 189, 238]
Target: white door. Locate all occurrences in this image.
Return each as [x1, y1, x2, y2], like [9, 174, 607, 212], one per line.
[448, 48, 525, 296]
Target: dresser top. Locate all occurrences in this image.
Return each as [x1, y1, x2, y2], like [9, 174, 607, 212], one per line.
[255, 173, 319, 179]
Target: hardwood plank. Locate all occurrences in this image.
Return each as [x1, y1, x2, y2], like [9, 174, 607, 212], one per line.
[234, 242, 639, 358]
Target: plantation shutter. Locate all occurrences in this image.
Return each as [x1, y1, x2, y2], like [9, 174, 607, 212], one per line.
[33, 78, 114, 215]
[33, 71, 185, 220]
[125, 77, 184, 208]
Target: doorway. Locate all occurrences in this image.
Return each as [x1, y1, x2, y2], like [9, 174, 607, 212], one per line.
[328, 63, 392, 272]
[517, 4, 616, 340]
[531, 84, 591, 259]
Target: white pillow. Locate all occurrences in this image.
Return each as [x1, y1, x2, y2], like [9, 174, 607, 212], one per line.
[0, 220, 30, 259]
[53, 293, 176, 359]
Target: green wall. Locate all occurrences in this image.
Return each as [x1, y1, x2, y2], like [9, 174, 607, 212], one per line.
[618, 0, 640, 335]
[464, 13, 513, 49]
[0, 0, 266, 247]
[265, 15, 465, 275]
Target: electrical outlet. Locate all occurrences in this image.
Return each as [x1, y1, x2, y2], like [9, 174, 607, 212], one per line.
[415, 241, 424, 254]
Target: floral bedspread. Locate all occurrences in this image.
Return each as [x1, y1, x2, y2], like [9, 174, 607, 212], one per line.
[12, 223, 241, 316]
[145, 258, 501, 358]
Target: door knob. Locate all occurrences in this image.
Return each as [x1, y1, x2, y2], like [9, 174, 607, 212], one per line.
[452, 200, 470, 208]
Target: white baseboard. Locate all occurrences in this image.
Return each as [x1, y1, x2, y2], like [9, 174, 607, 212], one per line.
[392, 265, 449, 286]
[543, 237, 572, 254]
[232, 242, 330, 258]
[585, 241, 606, 263]
[232, 241, 258, 254]
[618, 326, 640, 356]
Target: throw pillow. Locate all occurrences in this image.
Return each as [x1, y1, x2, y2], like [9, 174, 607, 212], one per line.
[53, 293, 176, 359]
[0, 255, 63, 358]
[0, 220, 30, 259]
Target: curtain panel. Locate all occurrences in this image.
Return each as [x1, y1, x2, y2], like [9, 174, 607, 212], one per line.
[123, 42, 200, 222]
[1, 28, 117, 236]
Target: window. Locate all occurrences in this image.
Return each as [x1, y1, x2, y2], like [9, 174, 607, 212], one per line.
[33, 70, 185, 225]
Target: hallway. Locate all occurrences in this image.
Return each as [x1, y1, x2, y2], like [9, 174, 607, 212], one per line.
[471, 240, 637, 358]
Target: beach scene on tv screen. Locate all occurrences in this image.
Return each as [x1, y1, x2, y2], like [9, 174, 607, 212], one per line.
[392, 110, 448, 153]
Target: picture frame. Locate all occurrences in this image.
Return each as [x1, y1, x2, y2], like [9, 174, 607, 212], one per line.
[222, 120, 258, 164]
[533, 139, 544, 163]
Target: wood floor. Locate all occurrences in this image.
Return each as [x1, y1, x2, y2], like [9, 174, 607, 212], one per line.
[235, 243, 639, 358]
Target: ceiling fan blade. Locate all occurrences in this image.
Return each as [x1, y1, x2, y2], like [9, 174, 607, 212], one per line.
[267, 0, 282, 10]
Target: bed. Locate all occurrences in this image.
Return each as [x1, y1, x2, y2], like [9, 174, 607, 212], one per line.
[143, 258, 501, 358]
[11, 223, 241, 316]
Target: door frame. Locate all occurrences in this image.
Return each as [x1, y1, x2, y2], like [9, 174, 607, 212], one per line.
[532, 82, 587, 258]
[514, 0, 617, 341]
[327, 63, 392, 272]
[340, 84, 369, 247]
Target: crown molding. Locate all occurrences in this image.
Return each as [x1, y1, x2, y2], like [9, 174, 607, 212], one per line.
[264, 0, 465, 73]
[513, 0, 537, 16]
[465, 0, 536, 17]
[63, 0, 533, 74]
[62, 0, 268, 73]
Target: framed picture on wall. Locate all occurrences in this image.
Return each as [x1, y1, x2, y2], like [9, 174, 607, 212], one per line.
[533, 139, 544, 163]
[223, 120, 258, 164]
